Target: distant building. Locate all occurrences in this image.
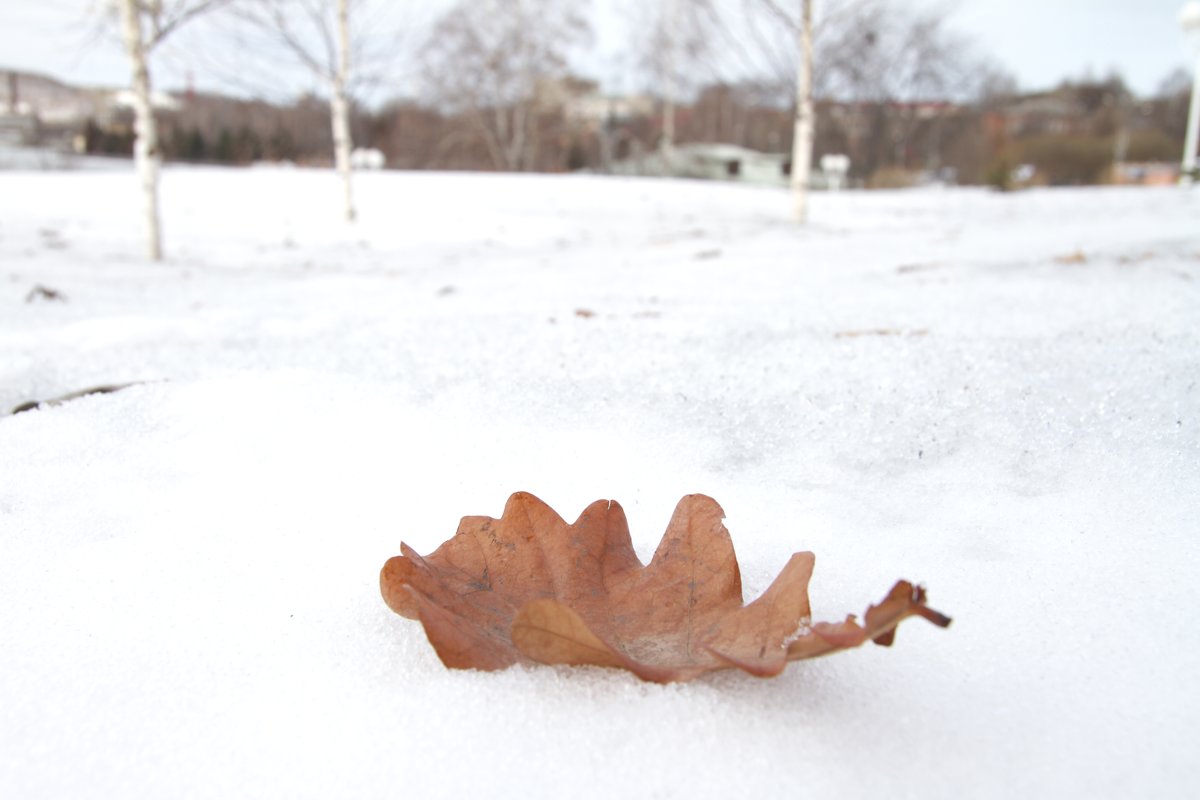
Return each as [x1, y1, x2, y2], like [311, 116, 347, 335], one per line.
[1, 70, 123, 154]
[672, 143, 791, 185]
[1112, 162, 1179, 186]
[0, 109, 37, 147]
[350, 147, 385, 170]
[564, 92, 655, 131]
[112, 88, 181, 113]
[604, 142, 792, 187]
[5, 70, 103, 123]
[997, 92, 1087, 137]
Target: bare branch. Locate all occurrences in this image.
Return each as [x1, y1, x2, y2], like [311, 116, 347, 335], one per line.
[420, 0, 590, 171]
[144, 0, 231, 51]
[756, 0, 798, 32]
[301, 0, 339, 76]
[231, 1, 331, 78]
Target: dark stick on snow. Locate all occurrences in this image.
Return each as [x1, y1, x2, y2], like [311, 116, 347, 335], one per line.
[10, 383, 142, 415]
[25, 285, 67, 303]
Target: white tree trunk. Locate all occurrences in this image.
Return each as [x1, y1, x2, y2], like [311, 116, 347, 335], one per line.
[479, 113, 508, 171]
[791, 0, 814, 224]
[662, 97, 676, 161]
[509, 104, 528, 171]
[331, 0, 356, 222]
[119, 0, 163, 260]
[661, 0, 678, 165]
[1182, 53, 1200, 186]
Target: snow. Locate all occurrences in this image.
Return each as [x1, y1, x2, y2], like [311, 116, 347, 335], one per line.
[1, 167, 1198, 798]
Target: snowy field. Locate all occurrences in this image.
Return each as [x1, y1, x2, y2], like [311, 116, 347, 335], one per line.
[1, 167, 1197, 798]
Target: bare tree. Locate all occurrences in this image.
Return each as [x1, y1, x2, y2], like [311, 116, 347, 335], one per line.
[330, 0, 353, 219]
[420, 0, 590, 173]
[231, 0, 363, 221]
[113, 0, 226, 260]
[791, 0, 813, 222]
[742, 1, 814, 220]
[732, 1, 984, 191]
[636, 0, 720, 157]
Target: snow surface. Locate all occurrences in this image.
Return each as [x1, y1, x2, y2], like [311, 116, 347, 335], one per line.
[1, 168, 1198, 798]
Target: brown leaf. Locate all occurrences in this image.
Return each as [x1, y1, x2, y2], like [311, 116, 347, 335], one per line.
[380, 492, 950, 683]
[1054, 249, 1088, 265]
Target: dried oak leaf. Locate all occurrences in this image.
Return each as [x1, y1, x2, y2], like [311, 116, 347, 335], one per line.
[380, 492, 950, 683]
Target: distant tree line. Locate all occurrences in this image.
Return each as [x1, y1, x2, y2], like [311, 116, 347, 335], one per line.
[57, 0, 1193, 262]
[73, 68, 1191, 189]
[72, 0, 1195, 188]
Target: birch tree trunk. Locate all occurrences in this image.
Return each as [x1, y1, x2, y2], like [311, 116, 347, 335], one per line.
[331, 0, 356, 222]
[661, 0, 677, 163]
[791, 0, 814, 224]
[1183, 53, 1200, 186]
[119, 0, 164, 260]
[509, 105, 528, 171]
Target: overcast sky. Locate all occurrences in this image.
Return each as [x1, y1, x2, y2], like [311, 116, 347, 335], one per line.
[926, 0, 1197, 94]
[0, 0, 1196, 99]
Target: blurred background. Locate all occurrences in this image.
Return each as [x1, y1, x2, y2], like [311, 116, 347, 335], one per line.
[1, 0, 1198, 189]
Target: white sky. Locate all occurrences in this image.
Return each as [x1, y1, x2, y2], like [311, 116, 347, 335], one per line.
[929, 0, 1198, 94]
[0, 0, 1196, 99]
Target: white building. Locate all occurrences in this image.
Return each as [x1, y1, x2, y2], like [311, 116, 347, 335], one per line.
[605, 142, 792, 187]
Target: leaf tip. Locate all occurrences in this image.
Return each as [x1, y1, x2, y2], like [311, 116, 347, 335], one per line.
[914, 604, 953, 629]
[679, 493, 725, 518]
[380, 552, 420, 619]
[908, 582, 953, 628]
